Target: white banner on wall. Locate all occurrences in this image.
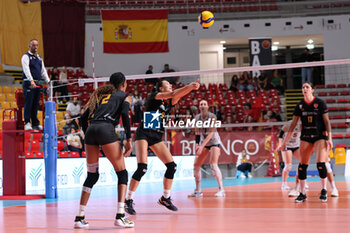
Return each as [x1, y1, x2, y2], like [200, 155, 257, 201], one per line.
[0, 156, 195, 192]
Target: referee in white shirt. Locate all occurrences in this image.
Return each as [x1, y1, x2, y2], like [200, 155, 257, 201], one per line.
[21, 39, 50, 130]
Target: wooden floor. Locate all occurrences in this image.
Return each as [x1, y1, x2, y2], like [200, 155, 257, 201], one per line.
[1, 181, 350, 233]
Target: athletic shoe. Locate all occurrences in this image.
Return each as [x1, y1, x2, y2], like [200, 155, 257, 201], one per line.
[319, 189, 327, 202]
[281, 183, 291, 190]
[158, 196, 178, 211]
[114, 214, 134, 228]
[247, 173, 253, 178]
[74, 216, 89, 229]
[295, 193, 307, 203]
[125, 199, 136, 215]
[214, 190, 225, 197]
[288, 189, 300, 197]
[331, 188, 339, 197]
[25, 123, 32, 130]
[32, 125, 43, 130]
[188, 191, 203, 198]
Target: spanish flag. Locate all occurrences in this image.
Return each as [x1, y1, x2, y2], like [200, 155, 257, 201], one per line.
[101, 10, 169, 54]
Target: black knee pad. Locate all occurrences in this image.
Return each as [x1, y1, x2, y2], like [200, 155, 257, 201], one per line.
[83, 172, 99, 188]
[164, 162, 177, 179]
[116, 169, 128, 185]
[317, 162, 327, 179]
[132, 163, 147, 181]
[298, 163, 308, 180]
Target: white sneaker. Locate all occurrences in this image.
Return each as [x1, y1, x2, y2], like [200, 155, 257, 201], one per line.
[281, 183, 291, 190]
[247, 173, 253, 178]
[32, 125, 43, 130]
[305, 182, 309, 189]
[25, 123, 33, 130]
[188, 191, 203, 198]
[74, 216, 89, 229]
[114, 215, 134, 228]
[331, 188, 339, 197]
[240, 173, 246, 178]
[214, 190, 225, 197]
[288, 189, 300, 197]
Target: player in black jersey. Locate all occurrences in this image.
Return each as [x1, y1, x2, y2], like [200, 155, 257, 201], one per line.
[279, 82, 333, 203]
[74, 72, 134, 228]
[125, 79, 200, 215]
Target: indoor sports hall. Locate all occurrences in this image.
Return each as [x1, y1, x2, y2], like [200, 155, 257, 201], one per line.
[0, 1, 350, 233]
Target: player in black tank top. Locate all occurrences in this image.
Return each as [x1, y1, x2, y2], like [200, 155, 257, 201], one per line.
[125, 79, 200, 215]
[74, 73, 134, 229]
[279, 82, 333, 203]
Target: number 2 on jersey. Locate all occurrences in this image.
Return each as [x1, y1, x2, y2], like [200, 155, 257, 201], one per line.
[101, 94, 111, 104]
[308, 116, 313, 123]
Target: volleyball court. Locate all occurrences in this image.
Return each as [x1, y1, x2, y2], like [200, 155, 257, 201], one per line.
[1, 60, 350, 232]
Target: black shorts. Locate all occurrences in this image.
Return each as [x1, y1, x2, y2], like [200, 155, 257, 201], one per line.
[85, 122, 118, 146]
[284, 147, 299, 153]
[135, 125, 163, 146]
[301, 136, 328, 144]
[204, 144, 220, 150]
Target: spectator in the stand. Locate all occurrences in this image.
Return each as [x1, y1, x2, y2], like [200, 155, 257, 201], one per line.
[236, 149, 253, 178]
[264, 110, 278, 123]
[225, 116, 233, 132]
[300, 48, 313, 84]
[270, 69, 284, 95]
[131, 89, 143, 124]
[50, 67, 60, 101]
[59, 66, 69, 103]
[270, 99, 282, 121]
[212, 102, 223, 121]
[239, 71, 253, 91]
[190, 99, 199, 117]
[66, 97, 81, 127]
[258, 70, 267, 90]
[230, 75, 239, 92]
[62, 115, 78, 136]
[67, 127, 83, 156]
[22, 39, 50, 130]
[162, 64, 178, 85]
[145, 65, 158, 84]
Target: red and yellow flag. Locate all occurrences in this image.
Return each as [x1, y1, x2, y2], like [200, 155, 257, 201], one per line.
[101, 10, 169, 53]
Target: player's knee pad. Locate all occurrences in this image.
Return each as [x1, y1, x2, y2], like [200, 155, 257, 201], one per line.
[325, 162, 332, 174]
[298, 163, 308, 180]
[83, 172, 99, 192]
[283, 163, 292, 173]
[317, 162, 327, 179]
[116, 169, 128, 185]
[164, 162, 177, 179]
[132, 163, 147, 181]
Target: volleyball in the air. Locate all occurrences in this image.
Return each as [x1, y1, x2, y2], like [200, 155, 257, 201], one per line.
[198, 11, 215, 29]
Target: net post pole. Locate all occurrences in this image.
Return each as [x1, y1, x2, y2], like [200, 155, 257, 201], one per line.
[43, 101, 58, 198]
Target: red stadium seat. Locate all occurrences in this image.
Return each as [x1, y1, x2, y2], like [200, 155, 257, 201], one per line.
[25, 152, 35, 159]
[59, 151, 69, 158]
[337, 84, 347, 88]
[57, 140, 65, 151]
[32, 133, 43, 142]
[36, 152, 44, 158]
[70, 152, 80, 158]
[82, 151, 86, 157]
[30, 140, 40, 153]
[326, 84, 336, 88]
[318, 92, 327, 96]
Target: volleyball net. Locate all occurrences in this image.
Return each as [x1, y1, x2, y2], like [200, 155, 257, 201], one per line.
[40, 59, 350, 195]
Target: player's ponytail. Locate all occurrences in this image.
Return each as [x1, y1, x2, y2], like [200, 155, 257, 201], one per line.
[85, 85, 115, 117]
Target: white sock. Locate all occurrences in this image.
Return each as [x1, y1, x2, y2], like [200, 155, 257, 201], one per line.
[331, 181, 337, 190]
[126, 190, 134, 200]
[300, 180, 306, 194]
[78, 205, 86, 216]
[117, 202, 125, 214]
[163, 189, 171, 198]
[321, 178, 327, 190]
